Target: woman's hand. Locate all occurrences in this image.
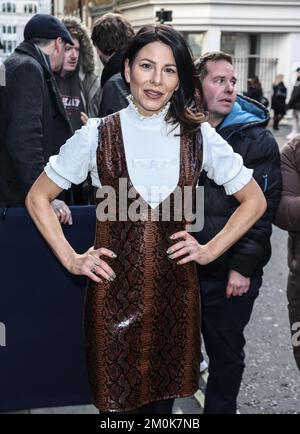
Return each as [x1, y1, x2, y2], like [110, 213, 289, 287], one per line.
[167, 231, 215, 265]
[68, 246, 117, 283]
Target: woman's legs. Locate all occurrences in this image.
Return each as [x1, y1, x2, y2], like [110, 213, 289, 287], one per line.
[273, 111, 280, 130]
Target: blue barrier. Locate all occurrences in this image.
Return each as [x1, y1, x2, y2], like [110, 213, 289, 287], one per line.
[0, 206, 96, 411]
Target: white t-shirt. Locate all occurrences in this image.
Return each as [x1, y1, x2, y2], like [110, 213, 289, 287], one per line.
[45, 98, 253, 209]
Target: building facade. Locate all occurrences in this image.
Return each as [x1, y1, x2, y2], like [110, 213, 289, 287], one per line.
[0, 0, 51, 61]
[89, 0, 300, 100]
[2, 0, 300, 99]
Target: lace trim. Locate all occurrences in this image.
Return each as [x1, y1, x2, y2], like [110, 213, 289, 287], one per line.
[127, 95, 170, 121]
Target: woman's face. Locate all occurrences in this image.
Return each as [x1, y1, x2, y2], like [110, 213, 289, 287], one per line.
[124, 41, 180, 116]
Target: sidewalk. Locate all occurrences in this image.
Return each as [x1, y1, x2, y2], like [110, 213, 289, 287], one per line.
[5, 395, 202, 414]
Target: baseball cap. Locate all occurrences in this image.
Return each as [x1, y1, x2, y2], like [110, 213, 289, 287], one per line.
[24, 14, 74, 45]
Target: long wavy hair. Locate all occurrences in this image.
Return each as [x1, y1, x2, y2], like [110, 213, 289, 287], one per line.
[121, 24, 207, 136]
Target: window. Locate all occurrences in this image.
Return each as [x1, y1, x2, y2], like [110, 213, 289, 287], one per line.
[186, 33, 204, 58]
[4, 39, 16, 54]
[2, 2, 16, 13]
[4, 26, 16, 34]
[24, 3, 37, 13]
[221, 33, 236, 56]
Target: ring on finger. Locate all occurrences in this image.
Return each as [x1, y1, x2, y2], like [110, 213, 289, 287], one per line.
[91, 264, 97, 274]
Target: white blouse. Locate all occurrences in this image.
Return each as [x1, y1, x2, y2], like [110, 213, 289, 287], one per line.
[45, 98, 253, 209]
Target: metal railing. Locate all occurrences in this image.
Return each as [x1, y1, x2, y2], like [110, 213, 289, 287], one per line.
[233, 56, 278, 101]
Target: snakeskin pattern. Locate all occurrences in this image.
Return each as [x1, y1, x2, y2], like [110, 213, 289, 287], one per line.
[84, 113, 203, 412]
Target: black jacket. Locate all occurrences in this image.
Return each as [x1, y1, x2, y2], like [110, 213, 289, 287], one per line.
[0, 41, 72, 207]
[100, 49, 125, 88]
[287, 77, 300, 110]
[271, 82, 287, 114]
[98, 72, 129, 117]
[99, 50, 130, 117]
[196, 95, 282, 279]
[246, 86, 263, 103]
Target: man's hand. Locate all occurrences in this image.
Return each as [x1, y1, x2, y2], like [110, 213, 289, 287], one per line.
[81, 112, 89, 126]
[226, 270, 250, 298]
[51, 199, 73, 225]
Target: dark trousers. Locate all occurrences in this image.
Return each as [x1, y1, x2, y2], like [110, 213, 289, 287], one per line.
[273, 111, 284, 129]
[200, 277, 261, 414]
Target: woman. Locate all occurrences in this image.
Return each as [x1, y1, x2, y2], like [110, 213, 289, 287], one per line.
[26, 25, 266, 414]
[246, 76, 267, 106]
[271, 74, 287, 130]
[274, 134, 300, 371]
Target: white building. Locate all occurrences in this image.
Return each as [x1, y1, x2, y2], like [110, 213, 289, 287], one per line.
[104, 0, 300, 99]
[0, 0, 51, 61]
[38, 0, 51, 14]
[53, 0, 65, 17]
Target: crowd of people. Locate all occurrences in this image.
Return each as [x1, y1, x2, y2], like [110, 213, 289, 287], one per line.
[0, 12, 300, 415]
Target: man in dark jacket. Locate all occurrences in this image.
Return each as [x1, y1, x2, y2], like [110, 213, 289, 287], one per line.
[0, 14, 73, 221]
[195, 51, 282, 414]
[286, 67, 300, 140]
[91, 13, 134, 116]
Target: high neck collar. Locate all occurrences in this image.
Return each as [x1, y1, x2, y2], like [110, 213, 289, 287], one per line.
[125, 95, 171, 126]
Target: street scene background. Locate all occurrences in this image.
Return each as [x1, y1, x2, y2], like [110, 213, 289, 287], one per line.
[1, 0, 300, 415]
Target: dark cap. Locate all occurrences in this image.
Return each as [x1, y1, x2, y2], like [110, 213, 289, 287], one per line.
[24, 14, 74, 45]
[297, 67, 300, 73]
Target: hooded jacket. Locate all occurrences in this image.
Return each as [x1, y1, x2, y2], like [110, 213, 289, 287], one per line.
[196, 95, 282, 279]
[274, 138, 300, 369]
[61, 17, 101, 118]
[0, 41, 72, 207]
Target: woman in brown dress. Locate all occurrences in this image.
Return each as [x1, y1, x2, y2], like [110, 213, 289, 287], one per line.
[26, 25, 266, 414]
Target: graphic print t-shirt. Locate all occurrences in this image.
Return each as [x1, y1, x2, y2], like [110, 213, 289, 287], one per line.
[56, 72, 84, 132]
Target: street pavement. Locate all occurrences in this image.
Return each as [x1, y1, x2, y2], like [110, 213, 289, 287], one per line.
[6, 124, 300, 414]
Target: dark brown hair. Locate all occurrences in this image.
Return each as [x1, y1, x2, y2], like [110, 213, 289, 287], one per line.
[122, 24, 207, 136]
[91, 13, 134, 56]
[195, 51, 233, 82]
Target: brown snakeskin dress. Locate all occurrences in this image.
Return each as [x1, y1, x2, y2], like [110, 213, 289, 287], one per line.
[84, 112, 203, 412]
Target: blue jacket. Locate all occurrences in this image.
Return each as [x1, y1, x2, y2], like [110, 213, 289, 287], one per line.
[196, 95, 282, 279]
